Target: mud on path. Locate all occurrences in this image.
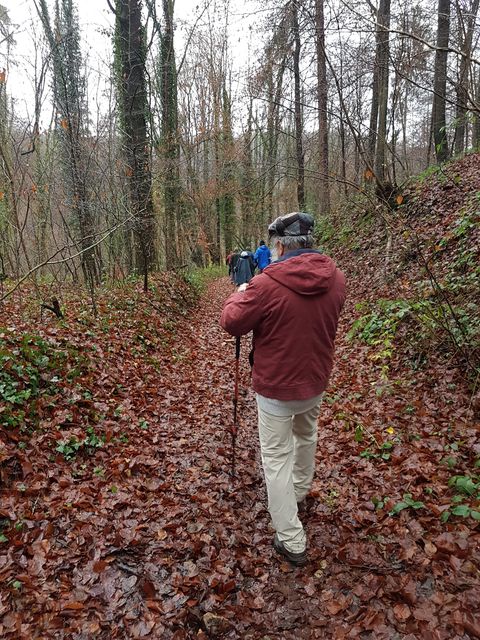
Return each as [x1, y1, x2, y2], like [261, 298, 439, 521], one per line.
[1, 276, 478, 639]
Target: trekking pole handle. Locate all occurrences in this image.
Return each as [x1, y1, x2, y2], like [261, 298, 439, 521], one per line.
[235, 336, 241, 360]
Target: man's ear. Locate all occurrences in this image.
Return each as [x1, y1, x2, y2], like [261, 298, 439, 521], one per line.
[276, 241, 284, 257]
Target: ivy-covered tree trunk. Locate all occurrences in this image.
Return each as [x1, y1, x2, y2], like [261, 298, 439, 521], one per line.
[213, 89, 222, 264]
[160, 0, 180, 268]
[115, 0, 156, 286]
[241, 98, 257, 246]
[374, 0, 391, 186]
[220, 84, 235, 256]
[35, 0, 100, 287]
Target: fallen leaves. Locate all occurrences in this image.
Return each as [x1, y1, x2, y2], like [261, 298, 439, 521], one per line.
[202, 612, 232, 636]
[0, 259, 478, 639]
[393, 603, 412, 621]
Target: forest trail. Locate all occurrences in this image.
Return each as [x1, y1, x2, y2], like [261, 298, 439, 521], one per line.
[1, 275, 479, 639]
[3, 0, 480, 635]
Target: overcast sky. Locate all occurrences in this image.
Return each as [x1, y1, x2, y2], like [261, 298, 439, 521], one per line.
[1, 0, 260, 124]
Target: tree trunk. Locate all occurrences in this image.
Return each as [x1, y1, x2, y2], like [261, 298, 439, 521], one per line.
[292, 1, 305, 211]
[264, 61, 286, 226]
[474, 68, 480, 147]
[374, 0, 391, 186]
[36, 0, 100, 287]
[315, 0, 330, 215]
[221, 83, 235, 256]
[213, 82, 222, 264]
[339, 117, 347, 198]
[241, 98, 255, 243]
[115, 0, 156, 285]
[454, 0, 480, 155]
[368, 6, 380, 167]
[265, 56, 286, 224]
[160, 0, 180, 268]
[432, 0, 451, 164]
[0, 73, 15, 276]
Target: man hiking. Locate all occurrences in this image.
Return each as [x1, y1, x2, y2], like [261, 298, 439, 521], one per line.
[220, 212, 345, 566]
[253, 240, 271, 273]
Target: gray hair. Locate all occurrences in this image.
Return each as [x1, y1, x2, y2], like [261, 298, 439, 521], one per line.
[270, 234, 314, 251]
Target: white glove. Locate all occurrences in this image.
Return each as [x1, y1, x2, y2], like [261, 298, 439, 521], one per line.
[237, 283, 248, 292]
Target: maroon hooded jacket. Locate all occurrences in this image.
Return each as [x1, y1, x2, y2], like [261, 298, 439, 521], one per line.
[220, 250, 346, 401]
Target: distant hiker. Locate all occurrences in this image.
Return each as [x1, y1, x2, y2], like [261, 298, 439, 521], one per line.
[233, 250, 255, 287]
[220, 212, 346, 566]
[254, 240, 271, 273]
[226, 250, 240, 283]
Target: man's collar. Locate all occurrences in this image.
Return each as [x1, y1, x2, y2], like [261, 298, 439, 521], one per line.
[275, 248, 322, 262]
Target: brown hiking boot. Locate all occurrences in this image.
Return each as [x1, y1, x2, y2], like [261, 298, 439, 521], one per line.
[273, 534, 307, 566]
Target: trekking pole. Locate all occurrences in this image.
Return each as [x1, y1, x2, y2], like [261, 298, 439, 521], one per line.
[231, 336, 241, 477]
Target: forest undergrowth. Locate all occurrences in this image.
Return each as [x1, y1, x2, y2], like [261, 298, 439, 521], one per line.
[0, 157, 479, 639]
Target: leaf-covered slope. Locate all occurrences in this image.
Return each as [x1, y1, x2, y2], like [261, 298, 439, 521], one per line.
[325, 153, 480, 384]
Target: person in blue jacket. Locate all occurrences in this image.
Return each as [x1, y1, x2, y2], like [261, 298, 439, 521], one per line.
[254, 240, 271, 272]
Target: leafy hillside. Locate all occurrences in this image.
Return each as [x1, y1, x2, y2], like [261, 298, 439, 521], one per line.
[323, 152, 480, 393]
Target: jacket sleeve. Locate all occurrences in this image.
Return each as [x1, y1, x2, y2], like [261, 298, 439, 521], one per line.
[220, 279, 265, 336]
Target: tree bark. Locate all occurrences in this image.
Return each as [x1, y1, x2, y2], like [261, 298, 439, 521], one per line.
[265, 55, 286, 224]
[454, 0, 480, 155]
[36, 0, 100, 287]
[115, 0, 156, 285]
[221, 83, 235, 256]
[374, 0, 391, 186]
[315, 0, 330, 215]
[474, 68, 480, 147]
[160, 0, 180, 268]
[368, 5, 380, 167]
[432, 0, 451, 164]
[292, 1, 305, 211]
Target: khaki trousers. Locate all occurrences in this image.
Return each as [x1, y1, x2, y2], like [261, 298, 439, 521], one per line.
[257, 401, 321, 553]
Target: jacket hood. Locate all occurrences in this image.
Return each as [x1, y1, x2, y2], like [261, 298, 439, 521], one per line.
[257, 245, 269, 253]
[264, 251, 337, 295]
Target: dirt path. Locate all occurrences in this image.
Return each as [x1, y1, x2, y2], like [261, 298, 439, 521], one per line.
[1, 277, 478, 639]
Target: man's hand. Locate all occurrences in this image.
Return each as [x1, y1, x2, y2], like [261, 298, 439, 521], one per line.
[237, 283, 248, 292]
